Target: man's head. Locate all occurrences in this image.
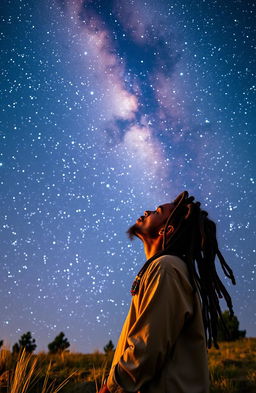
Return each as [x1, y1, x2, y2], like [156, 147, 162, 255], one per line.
[127, 203, 175, 243]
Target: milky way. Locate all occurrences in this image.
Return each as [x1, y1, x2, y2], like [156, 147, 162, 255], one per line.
[1, 0, 255, 352]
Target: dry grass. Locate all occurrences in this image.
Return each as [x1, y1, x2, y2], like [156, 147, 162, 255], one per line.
[0, 339, 255, 393]
[247, 369, 256, 385]
[208, 338, 256, 393]
[0, 347, 77, 393]
[90, 359, 108, 393]
[9, 349, 38, 393]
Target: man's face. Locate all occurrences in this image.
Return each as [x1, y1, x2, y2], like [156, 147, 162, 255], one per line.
[127, 203, 175, 240]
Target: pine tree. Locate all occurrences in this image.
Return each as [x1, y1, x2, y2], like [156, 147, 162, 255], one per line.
[48, 332, 70, 354]
[104, 340, 115, 354]
[12, 332, 37, 354]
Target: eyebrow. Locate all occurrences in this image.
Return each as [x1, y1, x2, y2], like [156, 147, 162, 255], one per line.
[156, 205, 163, 212]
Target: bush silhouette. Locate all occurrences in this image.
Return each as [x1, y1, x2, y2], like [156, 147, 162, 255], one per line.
[218, 310, 246, 341]
[12, 331, 37, 354]
[48, 332, 70, 354]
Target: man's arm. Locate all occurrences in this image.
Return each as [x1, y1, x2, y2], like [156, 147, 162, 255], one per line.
[107, 260, 193, 393]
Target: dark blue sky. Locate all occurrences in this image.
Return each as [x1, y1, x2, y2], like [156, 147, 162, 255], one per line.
[1, 0, 255, 352]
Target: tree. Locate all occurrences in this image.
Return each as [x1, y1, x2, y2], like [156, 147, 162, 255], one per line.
[217, 310, 246, 341]
[104, 340, 115, 354]
[12, 331, 37, 354]
[48, 332, 70, 354]
[0, 340, 3, 350]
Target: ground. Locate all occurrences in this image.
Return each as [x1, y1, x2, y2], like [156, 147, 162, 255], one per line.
[0, 338, 255, 393]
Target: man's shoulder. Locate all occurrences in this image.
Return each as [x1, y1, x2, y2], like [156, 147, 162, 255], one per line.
[140, 254, 193, 294]
[148, 254, 189, 279]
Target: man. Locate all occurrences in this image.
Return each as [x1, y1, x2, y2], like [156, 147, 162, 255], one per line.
[100, 191, 235, 393]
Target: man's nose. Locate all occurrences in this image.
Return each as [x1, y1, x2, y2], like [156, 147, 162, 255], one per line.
[144, 210, 151, 217]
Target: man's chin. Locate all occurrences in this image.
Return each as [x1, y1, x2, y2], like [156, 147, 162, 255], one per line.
[126, 223, 141, 240]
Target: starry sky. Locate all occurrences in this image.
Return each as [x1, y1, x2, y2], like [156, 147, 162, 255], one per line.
[1, 0, 255, 353]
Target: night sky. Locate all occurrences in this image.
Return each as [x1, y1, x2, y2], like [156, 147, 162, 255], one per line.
[1, 0, 255, 353]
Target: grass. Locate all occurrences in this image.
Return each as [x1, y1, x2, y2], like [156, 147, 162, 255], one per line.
[208, 338, 256, 393]
[0, 348, 77, 393]
[0, 338, 255, 393]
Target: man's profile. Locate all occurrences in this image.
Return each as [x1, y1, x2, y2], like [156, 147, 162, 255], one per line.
[100, 191, 236, 393]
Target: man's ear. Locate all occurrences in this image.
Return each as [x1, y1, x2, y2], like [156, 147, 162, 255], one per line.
[158, 225, 174, 236]
[158, 227, 165, 236]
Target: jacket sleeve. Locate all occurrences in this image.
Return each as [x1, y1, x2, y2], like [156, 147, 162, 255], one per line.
[107, 260, 193, 393]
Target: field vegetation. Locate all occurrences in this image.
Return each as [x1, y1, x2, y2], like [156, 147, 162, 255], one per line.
[0, 338, 255, 393]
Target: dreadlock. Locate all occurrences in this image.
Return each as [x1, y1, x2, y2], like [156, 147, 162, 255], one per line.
[131, 191, 236, 349]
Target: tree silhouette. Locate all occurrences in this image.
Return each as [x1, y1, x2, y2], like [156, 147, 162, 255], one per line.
[104, 340, 115, 354]
[48, 332, 70, 354]
[218, 310, 246, 341]
[12, 331, 37, 354]
[0, 340, 3, 350]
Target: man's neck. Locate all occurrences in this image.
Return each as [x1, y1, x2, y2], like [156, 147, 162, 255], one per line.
[143, 237, 163, 260]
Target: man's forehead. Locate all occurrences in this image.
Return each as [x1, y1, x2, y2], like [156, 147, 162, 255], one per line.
[159, 203, 175, 212]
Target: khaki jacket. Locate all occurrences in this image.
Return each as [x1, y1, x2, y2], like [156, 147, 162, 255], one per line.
[107, 255, 209, 393]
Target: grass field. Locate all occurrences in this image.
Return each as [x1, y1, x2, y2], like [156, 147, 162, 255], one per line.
[0, 338, 255, 393]
[208, 338, 256, 393]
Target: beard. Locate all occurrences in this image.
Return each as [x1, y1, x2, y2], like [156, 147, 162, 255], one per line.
[126, 223, 141, 240]
[126, 222, 159, 240]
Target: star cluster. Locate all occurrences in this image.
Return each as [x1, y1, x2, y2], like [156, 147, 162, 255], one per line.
[0, 0, 255, 352]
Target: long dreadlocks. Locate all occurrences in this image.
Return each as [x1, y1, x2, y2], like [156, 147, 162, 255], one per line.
[131, 191, 236, 349]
